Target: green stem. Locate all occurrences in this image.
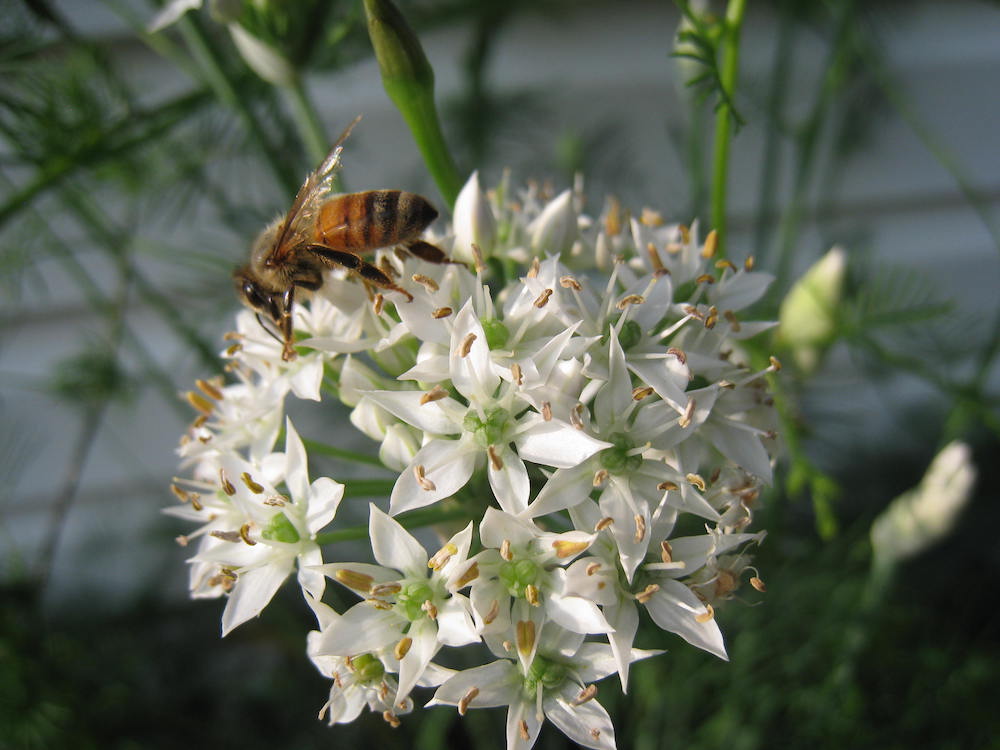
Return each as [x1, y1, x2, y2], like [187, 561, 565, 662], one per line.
[343, 478, 397, 498]
[285, 77, 329, 166]
[176, 15, 298, 194]
[709, 0, 746, 258]
[301, 438, 388, 469]
[315, 506, 471, 545]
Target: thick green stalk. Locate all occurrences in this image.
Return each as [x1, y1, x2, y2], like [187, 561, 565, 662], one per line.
[709, 0, 747, 258]
[364, 0, 462, 208]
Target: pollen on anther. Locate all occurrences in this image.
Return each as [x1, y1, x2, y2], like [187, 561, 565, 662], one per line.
[751, 576, 767, 592]
[420, 385, 448, 405]
[414, 464, 436, 491]
[632, 385, 654, 401]
[570, 403, 585, 430]
[634, 514, 647, 543]
[573, 684, 598, 706]
[240, 472, 265, 494]
[593, 469, 609, 487]
[428, 542, 457, 570]
[534, 288, 554, 308]
[373, 293, 385, 316]
[541, 401, 552, 421]
[616, 293, 645, 310]
[394, 636, 413, 660]
[458, 332, 476, 358]
[702, 229, 718, 258]
[334, 568, 375, 592]
[518, 719, 530, 741]
[196, 378, 223, 401]
[660, 540, 673, 563]
[560, 275, 582, 291]
[456, 562, 480, 588]
[487, 444, 504, 470]
[483, 598, 500, 625]
[553, 539, 590, 558]
[511, 362, 524, 386]
[516, 620, 536, 655]
[432, 306, 453, 319]
[524, 584, 540, 606]
[383, 711, 401, 728]
[239, 523, 256, 545]
[769, 355, 782, 371]
[595, 516, 614, 531]
[696, 603, 716, 623]
[705, 306, 719, 329]
[186, 391, 214, 416]
[635, 583, 659, 603]
[421, 600, 438, 619]
[527, 257, 540, 278]
[219, 468, 236, 496]
[586, 562, 601, 576]
[657, 481, 679, 492]
[667, 347, 687, 365]
[678, 398, 696, 429]
[499, 539, 513, 561]
[458, 687, 479, 716]
[411, 273, 439, 293]
[686, 472, 707, 491]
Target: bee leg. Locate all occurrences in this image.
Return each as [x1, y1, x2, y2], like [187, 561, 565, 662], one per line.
[405, 239, 464, 267]
[306, 245, 413, 302]
[279, 287, 296, 361]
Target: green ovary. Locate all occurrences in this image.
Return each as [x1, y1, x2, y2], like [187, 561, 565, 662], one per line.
[498, 558, 540, 597]
[351, 653, 385, 684]
[464, 407, 511, 447]
[482, 318, 510, 349]
[396, 581, 434, 621]
[261, 512, 300, 543]
[523, 655, 568, 696]
[600, 432, 643, 474]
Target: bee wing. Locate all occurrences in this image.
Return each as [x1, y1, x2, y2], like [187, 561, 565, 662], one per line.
[265, 115, 363, 265]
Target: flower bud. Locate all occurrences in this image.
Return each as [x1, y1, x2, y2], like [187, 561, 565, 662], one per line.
[228, 23, 297, 88]
[379, 423, 421, 472]
[529, 189, 577, 257]
[776, 246, 846, 373]
[452, 171, 497, 263]
[350, 397, 397, 441]
[870, 441, 976, 570]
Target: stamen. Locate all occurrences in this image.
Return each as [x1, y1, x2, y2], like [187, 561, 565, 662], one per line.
[411, 273, 439, 293]
[186, 391, 214, 416]
[219, 469, 236, 496]
[632, 385, 655, 401]
[432, 306, 453, 319]
[456, 562, 480, 588]
[616, 293, 645, 310]
[552, 539, 590, 558]
[471, 243, 486, 273]
[519, 719, 530, 741]
[678, 398, 696, 429]
[510, 362, 523, 386]
[196, 378, 223, 401]
[696, 603, 716, 623]
[458, 687, 479, 716]
[487, 444, 504, 470]
[715, 259, 737, 272]
[373, 293, 384, 316]
[704, 306, 719, 329]
[667, 346, 687, 365]
[383, 711, 400, 728]
[701, 228, 718, 258]
[559, 275, 582, 291]
[723, 309, 741, 332]
[595, 516, 614, 531]
[516, 620, 536, 656]
[604, 197, 622, 236]
[646, 242, 665, 273]
[635, 583, 660, 603]
[533, 288, 553, 308]
[541, 401, 552, 421]
[458, 332, 476, 358]
[370, 582, 402, 597]
[695, 273, 716, 285]
[414, 464, 436, 491]
[593, 469, 609, 487]
[420, 385, 448, 405]
[239, 523, 256, 545]
[421, 600, 438, 620]
[263, 495, 286, 507]
[208, 568, 237, 591]
[527, 257, 540, 278]
[175, 535, 189, 546]
[573, 684, 598, 706]
[657, 481, 679, 491]
[334, 569, 374, 592]
[394, 637, 413, 660]
[744, 255, 756, 271]
[591, 729, 601, 741]
[240, 472, 264, 494]
[660, 540, 673, 563]
[634, 514, 647, 543]
[641, 207, 664, 226]
[428, 542, 458, 570]
[769, 355, 782, 372]
[686, 473, 707, 492]
[570, 403, 585, 430]
[586, 562, 601, 576]
[499, 539, 513, 561]
[524, 584, 540, 606]
[483, 599, 500, 625]
[750, 576, 767, 592]
[210, 530, 242, 543]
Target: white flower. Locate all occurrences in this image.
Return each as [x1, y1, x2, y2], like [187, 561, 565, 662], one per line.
[171, 418, 343, 635]
[315, 505, 478, 705]
[452, 171, 497, 263]
[429, 626, 659, 750]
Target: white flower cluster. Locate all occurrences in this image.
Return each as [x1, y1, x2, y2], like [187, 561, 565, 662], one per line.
[169, 172, 779, 749]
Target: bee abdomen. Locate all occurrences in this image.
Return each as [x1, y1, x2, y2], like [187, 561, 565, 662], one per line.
[317, 190, 438, 251]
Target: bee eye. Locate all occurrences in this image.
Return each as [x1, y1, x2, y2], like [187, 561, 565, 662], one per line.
[242, 281, 265, 309]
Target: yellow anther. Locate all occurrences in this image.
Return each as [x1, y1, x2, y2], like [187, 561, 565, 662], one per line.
[552, 539, 590, 559]
[701, 229, 718, 258]
[458, 333, 477, 358]
[334, 569, 374, 592]
[240, 472, 265, 494]
[420, 385, 448, 405]
[432, 306, 453, 319]
[394, 637, 413, 660]
[411, 273, 439, 293]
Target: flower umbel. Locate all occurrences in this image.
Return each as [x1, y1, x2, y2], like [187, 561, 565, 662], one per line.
[168, 172, 780, 747]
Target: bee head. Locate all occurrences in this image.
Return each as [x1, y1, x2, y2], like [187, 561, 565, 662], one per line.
[233, 266, 279, 320]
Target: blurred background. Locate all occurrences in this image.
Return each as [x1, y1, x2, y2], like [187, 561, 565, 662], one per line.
[1, 0, 998, 748]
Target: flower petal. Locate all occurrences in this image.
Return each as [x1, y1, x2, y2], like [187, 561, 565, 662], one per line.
[390, 438, 478, 515]
[369, 504, 428, 574]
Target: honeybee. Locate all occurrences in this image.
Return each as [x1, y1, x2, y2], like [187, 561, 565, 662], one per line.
[234, 115, 445, 361]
